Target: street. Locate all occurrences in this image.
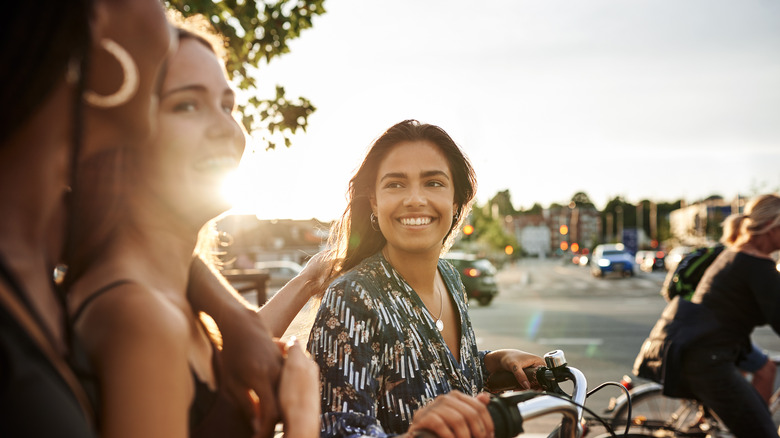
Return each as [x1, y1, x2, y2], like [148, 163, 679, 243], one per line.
[470, 258, 780, 435]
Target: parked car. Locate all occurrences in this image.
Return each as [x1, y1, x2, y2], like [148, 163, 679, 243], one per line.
[442, 253, 498, 306]
[635, 250, 666, 272]
[590, 243, 635, 278]
[254, 260, 303, 288]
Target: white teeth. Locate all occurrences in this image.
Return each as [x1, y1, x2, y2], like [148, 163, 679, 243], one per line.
[195, 156, 239, 173]
[401, 217, 432, 226]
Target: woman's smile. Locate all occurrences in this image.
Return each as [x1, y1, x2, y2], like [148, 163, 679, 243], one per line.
[372, 140, 456, 256]
[399, 216, 434, 227]
[192, 154, 241, 175]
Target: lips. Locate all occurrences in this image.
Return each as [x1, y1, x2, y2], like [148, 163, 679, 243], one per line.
[400, 217, 433, 226]
[193, 156, 240, 174]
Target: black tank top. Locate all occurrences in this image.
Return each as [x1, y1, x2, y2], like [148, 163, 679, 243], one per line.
[72, 279, 253, 437]
[0, 256, 96, 437]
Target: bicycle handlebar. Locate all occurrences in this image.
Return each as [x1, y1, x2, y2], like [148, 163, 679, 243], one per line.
[414, 350, 587, 438]
[488, 350, 586, 438]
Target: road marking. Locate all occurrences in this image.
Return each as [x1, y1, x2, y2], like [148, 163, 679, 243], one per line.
[537, 337, 603, 346]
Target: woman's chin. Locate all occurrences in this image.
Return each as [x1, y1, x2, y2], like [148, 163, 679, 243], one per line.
[179, 198, 232, 228]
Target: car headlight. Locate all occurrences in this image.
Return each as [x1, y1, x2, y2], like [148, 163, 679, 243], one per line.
[598, 259, 611, 267]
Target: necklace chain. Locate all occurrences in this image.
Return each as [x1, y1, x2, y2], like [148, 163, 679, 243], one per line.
[434, 276, 445, 332]
[382, 248, 445, 332]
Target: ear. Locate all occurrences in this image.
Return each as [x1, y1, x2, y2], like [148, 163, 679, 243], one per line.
[370, 195, 378, 216]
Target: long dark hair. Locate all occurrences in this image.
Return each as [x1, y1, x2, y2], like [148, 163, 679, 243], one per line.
[1, 0, 92, 145]
[325, 120, 477, 280]
[2, 1, 93, 301]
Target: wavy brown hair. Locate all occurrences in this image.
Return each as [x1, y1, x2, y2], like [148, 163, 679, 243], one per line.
[324, 120, 477, 283]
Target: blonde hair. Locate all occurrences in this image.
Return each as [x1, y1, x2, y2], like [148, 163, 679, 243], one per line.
[721, 194, 780, 246]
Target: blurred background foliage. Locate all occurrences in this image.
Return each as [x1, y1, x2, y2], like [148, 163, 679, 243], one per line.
[166, 0, 326, 150]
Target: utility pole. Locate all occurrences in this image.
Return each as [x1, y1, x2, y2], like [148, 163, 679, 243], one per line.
[650, 201, 658, 241]
[637, 202, 644, 239]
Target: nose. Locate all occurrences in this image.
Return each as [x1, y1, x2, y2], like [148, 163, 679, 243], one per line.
[207, 108, 245, 152]
[207, 108, 238, 138]
[403, 184, 427, 207]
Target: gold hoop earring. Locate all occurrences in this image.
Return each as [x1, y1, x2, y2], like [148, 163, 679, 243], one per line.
[370, 213, 381, 232]
[84, 39, 139, 108]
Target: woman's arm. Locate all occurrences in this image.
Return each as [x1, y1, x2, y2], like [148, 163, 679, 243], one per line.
[259, 252, 329, 337]
[278, 339, 321, 438]
[186, 255, 282, 437]
[750, 260, 780, 334]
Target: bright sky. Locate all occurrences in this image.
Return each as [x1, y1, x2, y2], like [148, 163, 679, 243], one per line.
[225, 0, 780, 222]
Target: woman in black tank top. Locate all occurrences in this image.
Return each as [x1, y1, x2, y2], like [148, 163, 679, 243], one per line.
[64, 21, 321, 438]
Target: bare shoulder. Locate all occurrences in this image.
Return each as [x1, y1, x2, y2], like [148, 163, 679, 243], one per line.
[75, 281, 190, 360]
[73, 281, 197, 437]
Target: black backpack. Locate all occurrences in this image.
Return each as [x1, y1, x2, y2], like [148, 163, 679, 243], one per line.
[661, 244, 725, 302]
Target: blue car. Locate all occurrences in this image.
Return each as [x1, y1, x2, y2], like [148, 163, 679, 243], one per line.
[590, 244, 635, 278]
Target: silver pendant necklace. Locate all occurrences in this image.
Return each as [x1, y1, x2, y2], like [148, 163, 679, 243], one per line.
[435, 280, 445, 332]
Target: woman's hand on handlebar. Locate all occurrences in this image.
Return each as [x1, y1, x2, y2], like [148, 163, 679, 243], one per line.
[405, 391, 494, 438]
[484, 349, 546, 390]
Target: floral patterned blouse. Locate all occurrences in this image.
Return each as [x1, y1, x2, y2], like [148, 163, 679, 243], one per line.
[307, 252, 489, 437]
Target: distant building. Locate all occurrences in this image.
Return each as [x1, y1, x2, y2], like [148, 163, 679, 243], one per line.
[505, 204, 600, 257]
[668, 196, 744, 245]
[509, 214, 550, 257]
[217, 215, 331, 267]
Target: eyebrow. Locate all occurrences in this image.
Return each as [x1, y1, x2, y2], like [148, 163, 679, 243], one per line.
[161, 84, 235, 100]
[379, 170, 451, 183]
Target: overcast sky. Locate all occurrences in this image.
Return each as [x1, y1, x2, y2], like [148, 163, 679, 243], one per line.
[228, 0, 780, 221]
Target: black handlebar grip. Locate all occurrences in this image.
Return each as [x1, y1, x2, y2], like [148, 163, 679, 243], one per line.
[487, 395, 524, 438]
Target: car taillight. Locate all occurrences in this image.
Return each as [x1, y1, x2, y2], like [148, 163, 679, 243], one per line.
[464, 268, 481, 277]
[619, 374, 634, 391]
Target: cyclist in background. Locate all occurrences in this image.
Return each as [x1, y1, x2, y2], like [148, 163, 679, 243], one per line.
[679, 194, 780, 437]
[663, 240, 776, 404]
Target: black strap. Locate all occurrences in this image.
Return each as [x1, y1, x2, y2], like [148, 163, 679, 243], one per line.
[0, 252, 59, 345]
[71, 279, 133, 323]
[0, 253, 95, 424]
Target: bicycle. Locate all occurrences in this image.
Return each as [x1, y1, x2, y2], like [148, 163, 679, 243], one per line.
[596, 354, 780, 437]
[598, 376, 728, 437]
[419, 349, 655, 438]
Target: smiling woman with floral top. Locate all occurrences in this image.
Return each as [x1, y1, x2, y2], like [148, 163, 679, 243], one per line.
[308, 120, 544, 438]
